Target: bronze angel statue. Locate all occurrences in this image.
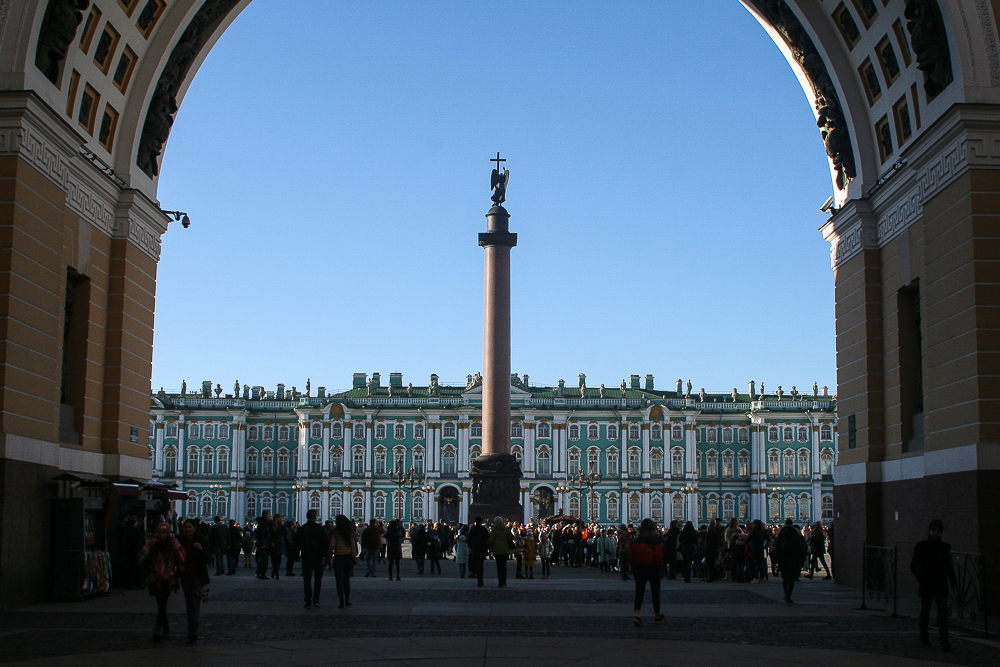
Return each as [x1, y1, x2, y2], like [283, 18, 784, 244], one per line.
[490, 165, 509, 207]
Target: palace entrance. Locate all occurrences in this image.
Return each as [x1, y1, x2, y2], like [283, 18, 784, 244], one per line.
[437, 486, 461, 525]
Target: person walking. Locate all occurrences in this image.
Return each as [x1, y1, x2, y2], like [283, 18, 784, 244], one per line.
[295, 509, 329, 608]
[773, 518, 807, 603]
[522, 529, 538, 579]
[804, 522, 832, 580]
[538, 530, 553, 579]
[178, 518, 210, 643]
[702, 518, 722, 582]
[269, 515, 287, 579]
[747, 519, 768, 583]
[327, 515, 357, 608]
[617, 525, 632, 580]
[678, 521, 698, 583]
[285, 521, 299, 576]
[910, 519, 957, 652]
[487, 516, 514, 587]
[410, 523, 429, 574]
[384, 519, 405, 580]
[361, 520, 382, 577]
[467, 516, 490, 587]
[254, 510, 272, 579]
[242, 522, 255, 569]
[209, 516, 229, 577]
[455, 526, 469, 578]
[139, 522, 185, 642]
[428, 523, 444, 574]
[663, 521, 680, 580]
[628, 519, 665, 627]
[226, 520, 242, 575]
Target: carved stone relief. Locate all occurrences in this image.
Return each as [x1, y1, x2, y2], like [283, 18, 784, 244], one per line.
[34, 0, 89, 84]
[904, 0, 954, 98]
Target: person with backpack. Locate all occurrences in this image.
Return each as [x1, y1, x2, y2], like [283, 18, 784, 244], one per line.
[427, 522, 443, 574]
[628, 519, 665, 626]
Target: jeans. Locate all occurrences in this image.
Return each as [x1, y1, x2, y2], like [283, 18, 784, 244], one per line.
[364, 549, 377, 576]
[413, 553, 425, 574]
[471, 556, 485, 585]
[619, 552, 630, 579]
[270, 552, 283, 577]
[255, 548, 269, 577]
[226, 554, 238, 574]
[495, 554, 509, 586]
[213, 546, 226, 575]
[153, 584, 171, 636]
[428, 552, 441, 574]
[301, 556, 323, 604]
[332, 554, 353, 604]
[919, 594, 950, 645]
[541, 557, 551, 577]
[387, 557, 401, 578]
[633, 566, 661, 614]
[180, 578, 202, 639]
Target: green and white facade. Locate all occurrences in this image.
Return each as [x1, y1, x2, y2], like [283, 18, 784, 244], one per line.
[149, 373, 837, 526]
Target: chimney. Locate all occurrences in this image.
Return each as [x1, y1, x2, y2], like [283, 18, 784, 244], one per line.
[645, 374, 654, 390]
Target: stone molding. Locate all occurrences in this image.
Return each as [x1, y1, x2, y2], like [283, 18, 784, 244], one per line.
[0, 432, 152, 478]
[0, 92, 167, 261]
[834, 444, 1000, 485]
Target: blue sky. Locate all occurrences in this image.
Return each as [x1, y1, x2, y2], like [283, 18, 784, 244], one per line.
[152, 0, 836, 396]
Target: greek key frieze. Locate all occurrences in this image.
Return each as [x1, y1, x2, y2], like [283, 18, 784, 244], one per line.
[877, 188, 922, 246]
[830, 222, 877, 268]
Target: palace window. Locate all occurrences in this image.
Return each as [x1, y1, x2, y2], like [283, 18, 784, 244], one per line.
[537, 422, 550, 438]
[607, 449, 620, 477]
[628, 449, 641, 477]
[330, 449, 343, 475]
[672, 424, 683, 441]
[260, 493, 273, 515]
[278, 425, 290, 441]
[276, 494, 288, 518]
[536, 449, 551, 476]
[651, 496, 663, 521]
[442, 450, 457, 474]
[569, 424, 580, 440]
[277, 450, 289, 477]
[797, 426, 808, 442]
[820, 424, 833, 441]
[569, 495, 580, 518]
[629, 424, 640, 441]
[188, 424, 200, 441]
[310, 447, 321, 475]
[738, 451, 749, 478]
[186, 494, 197, 517]
[331, 422, 343, 439]
[723, 496, 735, 519]
[248, 426, 258, 442]
[412, 494, 424, 520]
[799, 450, 810, 477]
[443, 422, 456, 438]
[200, 495, 211, 518]
[512, 446, 523, 466]
[706, 427, 718, 444]
[187, 448, 199, 475]
[374, 450, 386, 475]
[607, 494, 620, 523]
[375, 423, 386, 440]
[671, 448, 683, 477]
[707, 496, 719, 520]
[783, 426, 794, 443]
[262, 451, 274, 477]
[219, 423, 230, 440]
[470, 422, 482, 438]
[164, 449, 176, 476]
[330, 494, 342, 517]
[311, 422, 323, 440]
[651, 422, 662, 440]
[768, 450, 780, 476]
[202, 449, 215, 476]
[783, 450, 796, 477]
[567, 449, 580, 475]
[672, 494, 684, 520]
[784, 496, 796, 519]
[822, 496, 834, 520]
[217, 493, 228, 519]
[629, 495, 641, 522]
[246, 451, 258, 476]
[820, 450, 834, 475]
[588, 493, 600, 520]
[353, 422, 365, 440]
[394, 423, 405, 440]
[768, 426, 779, 442]
[393, 493, 404, 518]
[738, 427, 749, 445]
[352, 495, 364, 519]
[218, 449, 229, 475]
[651, 451, 662, 476]
[739, 497, 749, 520]
[511, 421, 524, 438]
[309, 493, 321, 513]
[203, 424, 216, 440]
[607, 423, 618, 441]
[799, 494, 811, 521]
[588, 450, 599, 473]
[414, 422, 425, 440]
[722, 427, 734, 445]
[470, 446, 480, 465]
[374, 495, 386, 519]
[352, 449, 364, 475]
[696, 451, 703, 476]
[722, 450, 734, 478]
[166, 422, 178, 438]
[261, 425, 273, 442]
[707, 451, 718, 478]
[588, 424, 599, 440]
[413, 451, 424, 474]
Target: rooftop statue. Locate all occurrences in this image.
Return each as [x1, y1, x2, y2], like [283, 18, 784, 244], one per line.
[490, 152, 509, 207]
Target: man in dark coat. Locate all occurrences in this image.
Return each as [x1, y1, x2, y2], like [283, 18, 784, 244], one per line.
[910, 519, 957, 651]
[226, 520, 243, 575]
[295, 509, 330, 608]
[773, 518, 807, 603]
[254, 510, 272, 579]
[702, 518, 722, 582]
[209, 516, 229, 576]
[466, 516, 490, 587]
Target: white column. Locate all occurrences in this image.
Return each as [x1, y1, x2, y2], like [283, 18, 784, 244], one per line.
[553, 420, 566, 474]
[342, 489, 351, 519]
[620, 423, 628, 476]
[322, 420, 331, 477]
[460, 486, 470, 523]
[750, 416, 766, 521]
[343, 420, 353, 477]
[811, 419, 822, 521]
[154, 418, 165, 473]
[297, 419, 308, 476]
[458, 422, 469, 474]
[321, 489, 329, 521]
[522, 486, 531, 524]
[641, 421, 650, 478]
[176, 416, 187, 478]
[642, 489, 650, 520]
[364, 488, 372, 522]
[524, 421, 535, 476]
[364, 418, 373, 475]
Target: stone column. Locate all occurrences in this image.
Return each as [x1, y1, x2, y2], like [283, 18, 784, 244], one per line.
[177, 416, 187, 478]
[322, 420, 331, 477]
[154, 419, 165, 473]
[523, 420, 535, 477]
[811, 419, 822, 521]
[641, 421, 650, 478]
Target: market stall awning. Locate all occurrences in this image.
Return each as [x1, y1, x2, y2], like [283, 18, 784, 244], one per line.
[111, 483, 141, 496]
[51, 472, 109, 485]
[166, 490, 189, 500]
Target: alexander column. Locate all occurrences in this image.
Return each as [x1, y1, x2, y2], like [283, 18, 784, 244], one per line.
[469, 153, 523, 522]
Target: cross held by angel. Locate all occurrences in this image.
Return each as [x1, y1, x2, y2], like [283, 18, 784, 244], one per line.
[490, 151, 509, 207]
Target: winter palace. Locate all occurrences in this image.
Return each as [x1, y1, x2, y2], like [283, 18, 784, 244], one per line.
[149, 373, 837, 527]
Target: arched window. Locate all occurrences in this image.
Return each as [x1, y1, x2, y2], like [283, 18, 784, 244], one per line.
[784, 496, 796, 519]
[588, 492, 600, 520]
[413, 450, 424, 474]
[650, 451, 662, 476]
[413, 422, 425, 440]
[707, 450, 719, 478]
[330, 494, 342, 517]
[587, 424, 599, 440]
[629, 424, 640, 440]
[707, 496, 719, 519]
[798, 450, 810, 477]
[568, 424, 580, 440]
[738, 427, 749, 444]
[276, 494, 288, 518]
[650, 422, 662, 440]
[262, 450, 274, 477]
[722, 496, 735, 519]
[629, 495, 641, 522]
[263, 425, 274, 442]
[767, 425, 779, 442]
[511, 421, 524, 438]
[820, 424, 833, 441]
[248, 425, 259, 442]
[768, 450, 780, 476]
[375, 423, 386, 440]
[820, 450, 834, 475]
[187, 447, 199, 475]
[216, 448, 230, 475]
[217, 493, 228, 519]
[309, 493, 321, 512]
[706, 426, 718, 444]
[537, 422, 550, 438]
[607, 494, 620, 522]
[202, 448, 215, 476]
[607, 423, 619, 441]
[536, 448, 551, 476]
[769, 497, 780, 521]
[822, 496, 834, 520]
[628, 449, 641, 477]
[393, 449, 405, 472]
[568, 449, 580, 475]
[374, 494, 386, 519]
[394, 423, 405, 439]
[278, 425, 290, 441]
[720, 427, 733, 445]
[442, 449, 457, 474]
[311, 422, 323, 440]
[783, 426, 794, 442]
[331, 422, 343, 439]
[393, 493, 404, 518]
[671, 448, 683, 477]
[569, 494, 580, 518]
[798, 425, 809, 442]
[310, 447, 321, 475]
[470, 422, 482, 438]
[799, 494, 811, 521]
[672, 494, 684, 520]
[696, 451, 703, 476]
[200, 495, 214, 518]
[353, 422, 365, 440]
[783, 450, 796, 477]
[587, 449, 599, 473]
[671, 424, 683, 441]
[245, 493, 257, 520]
[738, 450, 749, 477]
[330, 448, 343, 474]
[651, 496, 663, 521]
[412, 493, 424, 519]
[374, 450, 386, 475]
[188, 423, 200, 441]
[246, 450, 258, 476]
[165, 421, 177, 438]
[352, 495, 364, 520]
[186, 494, 197, 517]
[219, 423, 230, 440]
[164, 449, 177, 476]
[722, 450, 734, 478]
[277, 449, 289, 477]
[470, 445, 481, 464]
[203, 424, 216, 440]
[607, 449, 620, 477]
[512, 445, 523, 466]
[739, 496, 749, 520]
[352, 448, 364, 475]
[443, 422, 456, 438]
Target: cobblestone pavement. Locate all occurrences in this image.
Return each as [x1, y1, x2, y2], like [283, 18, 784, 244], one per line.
[2, 559, 995, 665]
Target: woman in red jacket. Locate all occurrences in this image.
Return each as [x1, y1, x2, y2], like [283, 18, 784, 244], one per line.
[627, 518, 665, 626]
